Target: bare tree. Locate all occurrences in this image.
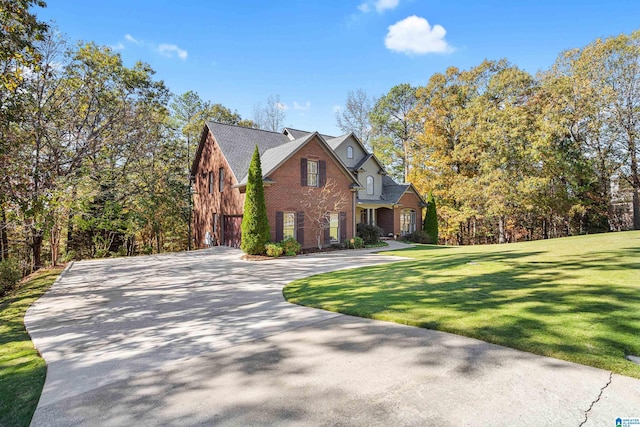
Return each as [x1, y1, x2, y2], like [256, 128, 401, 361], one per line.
[253, 94, 286, 132]
[335, 88, 375, 146]
[301, 178, 348, 249]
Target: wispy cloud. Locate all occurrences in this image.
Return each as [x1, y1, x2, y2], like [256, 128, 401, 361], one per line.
[385, 15, 453, 55]
[293, 101, 311, 111]
[117, 34, 189, 61]
[125, 34, 140, 45]
[358, 0, 399, 14]
[158, 44, 188, 60]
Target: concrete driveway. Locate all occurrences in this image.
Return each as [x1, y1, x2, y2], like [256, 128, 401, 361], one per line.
[26, 243, 640, 426]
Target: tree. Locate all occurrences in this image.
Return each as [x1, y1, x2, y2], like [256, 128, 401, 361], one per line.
[253, 94, 286, 132]
[335, 88, 375, 145]
[370, 83, 419, 182]
[301, 178, 348, 250]
[240, 146, 270, 254]
[423, 192, 438, 244]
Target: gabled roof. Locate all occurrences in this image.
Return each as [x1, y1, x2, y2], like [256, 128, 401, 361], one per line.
[191, 122, 360, 189]
[191, 121, 289, 182]
[382, 175, 426, 206]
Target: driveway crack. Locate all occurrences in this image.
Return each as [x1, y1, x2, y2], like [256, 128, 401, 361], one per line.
[578, 371, 612, 427]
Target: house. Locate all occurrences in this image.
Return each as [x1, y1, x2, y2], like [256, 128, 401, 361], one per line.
[191, 122, 425, 249]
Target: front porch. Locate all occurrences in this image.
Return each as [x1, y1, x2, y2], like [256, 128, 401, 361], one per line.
[356, 201, 418, 238]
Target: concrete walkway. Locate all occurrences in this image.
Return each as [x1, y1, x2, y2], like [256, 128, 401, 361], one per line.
[25, 242, 640, 426]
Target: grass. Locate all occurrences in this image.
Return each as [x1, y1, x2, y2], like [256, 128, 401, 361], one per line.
[284, 231, 640, 379]
[0, 268, 61, 427]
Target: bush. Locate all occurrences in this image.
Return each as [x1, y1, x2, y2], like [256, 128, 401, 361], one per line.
[0, 259, 22, 296]
[241, 146, 270, 255]
[406, 230, 431, 244]
[281, 238, 301, 256]
[357, 223, 383, 245]
[423, 192, 439, 244]
[265, 243, 283, 257]
[346, 236, 364, 249]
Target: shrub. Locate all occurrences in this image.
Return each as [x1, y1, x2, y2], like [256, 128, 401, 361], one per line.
[265, 243, 283, 257]
[423, 192, 439, 244]
[406, 230, 431, 244]
[347, 236, 364, 249]
[0, 258, 22, 296]
[241, 145, 270, 255]
[357, 223, 383, 245]
[281, 238, 301, 256]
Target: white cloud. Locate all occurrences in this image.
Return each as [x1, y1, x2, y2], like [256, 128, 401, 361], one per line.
[358, 0, 398, 13]
[125, 34, 140, 45]
[385, 15, 452, 55]
[275, 102, 288, 111]
[110, 42, 125, 51]
[293, 101, 311, 111]
[158, 44, 188, 60]
[332, 105, 341, 113]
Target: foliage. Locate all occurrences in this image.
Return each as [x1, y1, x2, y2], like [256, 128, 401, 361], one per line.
[356, 223, 383, 245]
[265, 243, 283, 257]
[348, 236, 365, 249]
[284, 231, 640, 379]
[252, 94, 286, 132]
[423, 192, 438, 244]
[0, 258, 21, 296]
[335, 88, 375, 146]
[240, 146, 270, 255]
[405, 230, 431, 244]
[281, 238, 301, 256]
[0, 268, 60, 427]
[370, 83, 420, 182]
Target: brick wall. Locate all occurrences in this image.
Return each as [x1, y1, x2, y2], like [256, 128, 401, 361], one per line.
[192, 131, 245, 248]
[264, 136, 355, 248]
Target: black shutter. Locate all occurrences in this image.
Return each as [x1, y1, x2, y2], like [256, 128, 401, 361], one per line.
[319, 160, 326, 187]
[296, 211, 304, 245]
[324, 216, 330, 246]
[301, 158, 308, 186]
[275, 211, 283, 242]
[339, 211, 347, 243]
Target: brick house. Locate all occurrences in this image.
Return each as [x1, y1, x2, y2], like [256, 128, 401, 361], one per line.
[191, 122, 425, 249]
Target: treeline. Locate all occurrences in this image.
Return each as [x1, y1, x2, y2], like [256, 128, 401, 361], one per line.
[1, 2, 255, 274]
[336, 31, 640, 245]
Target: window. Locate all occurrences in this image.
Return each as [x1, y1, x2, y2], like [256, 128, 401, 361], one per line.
[366, 176, 374, 195]
[283, 212, 296, 240]
[347, 146, 354, 159]
[329, 212, 339, 243]
[307, 160, 318, 187]
[400, 209, 416, 235]
[208, 171, 214, 194]
[218, 167, 225, 192]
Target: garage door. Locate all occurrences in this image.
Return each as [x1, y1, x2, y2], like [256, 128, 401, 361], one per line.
[223, 215, 242, 248]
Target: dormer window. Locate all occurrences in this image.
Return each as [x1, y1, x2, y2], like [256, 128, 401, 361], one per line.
[347, 146, 354, 159]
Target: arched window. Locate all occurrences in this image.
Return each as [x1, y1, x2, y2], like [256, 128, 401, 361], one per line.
[400, 209, 416, 235]
[347, 146, 354, 159]
[366, 176, 374, 195]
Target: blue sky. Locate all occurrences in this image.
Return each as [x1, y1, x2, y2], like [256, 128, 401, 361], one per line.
[36, 0, 640, 136]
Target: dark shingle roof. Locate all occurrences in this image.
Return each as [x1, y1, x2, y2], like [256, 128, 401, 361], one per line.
[382, 175, 410, 204]
[283, 128, 311, 139]
[238, 133, 316, 185]
[205, 122, 289, 182]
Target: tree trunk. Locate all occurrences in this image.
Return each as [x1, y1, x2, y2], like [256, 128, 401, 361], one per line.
[498, 216, 506, 244]
[0, 204, 8, 261]
[542, 218, 549, 240]
[31, 226, 43, 271]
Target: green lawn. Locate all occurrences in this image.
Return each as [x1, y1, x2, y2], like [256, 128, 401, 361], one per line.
[284, 231, 640, 378]
[0, 268, 61, 427]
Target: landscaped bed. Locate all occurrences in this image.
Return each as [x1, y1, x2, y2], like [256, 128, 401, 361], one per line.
[284, 231, 640, 379]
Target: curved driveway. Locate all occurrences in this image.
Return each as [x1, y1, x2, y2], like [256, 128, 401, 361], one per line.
[26, 243, 639, 426]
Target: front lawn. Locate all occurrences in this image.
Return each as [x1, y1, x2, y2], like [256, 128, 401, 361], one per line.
[284, 231, 640, 378]
[0, 268, 61, 427]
